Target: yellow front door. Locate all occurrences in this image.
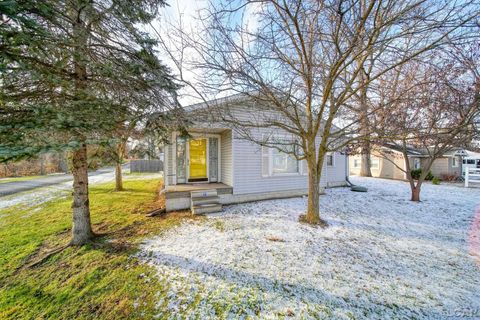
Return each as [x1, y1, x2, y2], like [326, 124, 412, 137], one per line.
[189, 139, 207, 179]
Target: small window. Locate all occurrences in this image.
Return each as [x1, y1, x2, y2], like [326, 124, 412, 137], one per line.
[414, 158, 421, 170]
[326, 153, 334, 166]
[353, 158, 361, 168]
[452, 157, 458, 167]
[463, 159, 467, 164]
[467, 159, 475, 164]
[370, 157, 380, 169]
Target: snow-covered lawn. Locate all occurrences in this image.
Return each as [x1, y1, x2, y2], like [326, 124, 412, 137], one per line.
[139, 177, 480, 319]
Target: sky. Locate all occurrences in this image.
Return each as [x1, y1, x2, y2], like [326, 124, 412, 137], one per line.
[148, 0, 207, 105]
[149, 0, 261, 106]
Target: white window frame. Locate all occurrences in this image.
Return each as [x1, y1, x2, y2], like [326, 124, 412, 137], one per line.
[172, 132, 221, 184]
[326, 153, 335, 167]
[452, 157, 458, 168]
[353, 158, 361, 168]
[273, 148, 299, 175]
[413, 158, 421, 170]
[370, 157, 380, 169]
[261, 140, 301, 177]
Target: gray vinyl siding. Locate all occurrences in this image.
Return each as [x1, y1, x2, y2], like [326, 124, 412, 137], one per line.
[427, 158, 447, 177]
[225, 103, 345, 194]
[232, 138, 315, 195]
[428, 157, 461, 177]
[166, 101, 347, 192]
[325, 153, 347, 186]
[232, 137, 346, 195]
[220, 130, 233, 186]
[449, 157, 462, 176]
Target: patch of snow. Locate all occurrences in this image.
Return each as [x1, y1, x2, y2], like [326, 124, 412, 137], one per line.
[0, 183, 71, 211]
[139, 177, 480, 319]
[0, 171, 161, 210]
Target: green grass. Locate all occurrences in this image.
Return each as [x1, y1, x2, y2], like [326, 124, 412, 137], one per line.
[0, 175, 43, 184]
[124, 171, 161, 176]
[0, 178, 199, 320]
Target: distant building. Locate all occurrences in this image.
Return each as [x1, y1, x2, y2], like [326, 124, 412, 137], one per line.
[348, 145, 469, 180]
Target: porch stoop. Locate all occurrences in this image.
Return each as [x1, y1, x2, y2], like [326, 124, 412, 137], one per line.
[191, 189, 223, 214]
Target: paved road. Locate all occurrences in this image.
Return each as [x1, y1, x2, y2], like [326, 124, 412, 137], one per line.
[0, 167, 117, 197]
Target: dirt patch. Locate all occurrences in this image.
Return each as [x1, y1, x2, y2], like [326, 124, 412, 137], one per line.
[266, 236, 286, 242]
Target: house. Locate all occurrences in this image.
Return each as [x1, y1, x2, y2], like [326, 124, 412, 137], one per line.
[162, 95, 348, 212]
[462, 150, 480, 175]
[349, 144, 465, 180]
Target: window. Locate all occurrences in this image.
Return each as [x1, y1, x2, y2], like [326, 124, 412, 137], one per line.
[272, 149, 298, 174]
[452, 157, 458, 167]
[414, 158, 421, 169]
[370, 157, 380, 169]
[176, 137, 187, 183]
[262, 144, 299, 176]
[467, 159, 475, 164]
[326, 153, 334, 166]
[353, 159, 361, 168]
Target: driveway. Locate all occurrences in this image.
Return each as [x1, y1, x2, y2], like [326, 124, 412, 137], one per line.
[0, 167, 115, 197]
[0, 165, 132, 197]
[0, 166, 161, 211]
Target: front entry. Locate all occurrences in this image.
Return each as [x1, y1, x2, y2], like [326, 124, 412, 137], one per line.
[188, 139, 208, 182]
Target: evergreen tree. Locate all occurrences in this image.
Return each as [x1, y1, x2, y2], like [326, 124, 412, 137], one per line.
[0, 0, 178, 245]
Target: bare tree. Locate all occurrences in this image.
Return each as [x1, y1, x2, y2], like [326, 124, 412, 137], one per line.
[374, 43, 479, 201]
[153, 0, 477, 224]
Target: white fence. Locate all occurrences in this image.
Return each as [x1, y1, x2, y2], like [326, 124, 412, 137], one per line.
[465, 169, 480, 187]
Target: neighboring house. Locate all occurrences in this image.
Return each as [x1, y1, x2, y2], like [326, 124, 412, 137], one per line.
[349, 144, 464, 180]
[163, 95, 347, 212]
[462, 150, 480, 175]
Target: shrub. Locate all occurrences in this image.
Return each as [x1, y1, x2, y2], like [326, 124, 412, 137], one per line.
[432, 176, 440, 185]
[410, 169, 422, 179]
[410, 169, 434, 180]
[440, 173, 459, 182]
[425, 171, 434, 181]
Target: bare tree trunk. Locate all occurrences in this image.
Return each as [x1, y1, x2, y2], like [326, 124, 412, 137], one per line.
[360, 146, 372, 177]
[39, 155, 46, 176]
[115, 162, 123, 191]
[358, 67, 372, 177]
[114, 141, 125, 191]
[303, 159, 327, 226]
[70, 143, 94, 245]
[411, 183, 421, 201]
[306, 167, 321, 224]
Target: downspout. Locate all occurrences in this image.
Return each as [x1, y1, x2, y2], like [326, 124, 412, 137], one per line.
[345, 151, 350, 186]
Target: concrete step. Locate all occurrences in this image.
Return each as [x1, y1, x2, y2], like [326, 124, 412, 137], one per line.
[191, 189, 218, 198]
[191, 196, 220, 206]
[192, 203, 223, 214]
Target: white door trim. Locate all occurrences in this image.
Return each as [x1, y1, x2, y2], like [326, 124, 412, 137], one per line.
[173, 132, 221, 184]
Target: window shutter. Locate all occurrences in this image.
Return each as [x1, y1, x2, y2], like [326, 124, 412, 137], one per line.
[176, 136, 186, 183]
[209, 137, 218, 182]
[262, 145, 269, 177]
